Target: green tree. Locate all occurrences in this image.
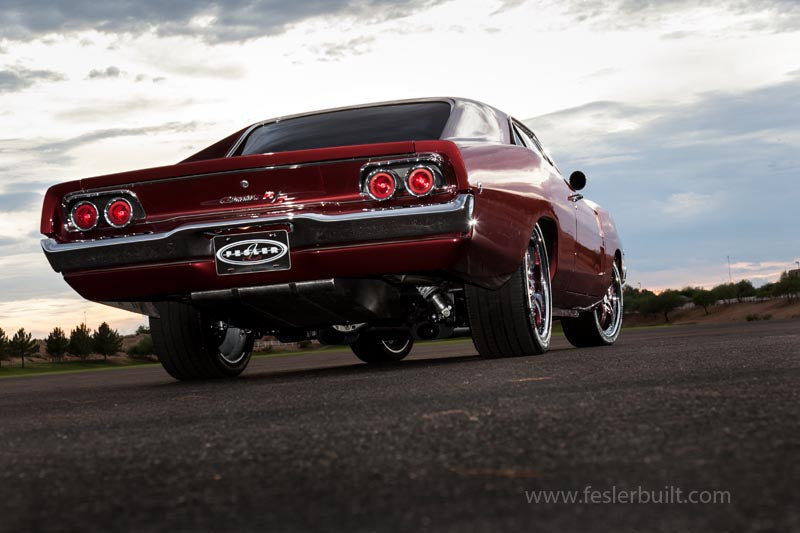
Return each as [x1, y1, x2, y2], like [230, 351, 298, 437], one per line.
[9, 328, 39, 368]
[622, 285, 657, 314]
[135, 324, 151, 335]
[68, 323, 93, 359]
[692, 289, 716, 315]
[735, 279, 756, 301]
[678, 286, 702, 299]
[710, 283, 737, 303]
[756, 282, 775, 298]
[0, 327, 9, 367]
[45, 327, 70, 361]
[646, 290, 685, 323]
[92, 322, 123, 360]
[774, 271, 800, 302]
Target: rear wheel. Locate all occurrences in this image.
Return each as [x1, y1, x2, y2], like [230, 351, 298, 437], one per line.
[465, 223, 552, 358]
[150, 301, 254, 380]
[561, 262, 623, 347]
[351, 334, 413, 364]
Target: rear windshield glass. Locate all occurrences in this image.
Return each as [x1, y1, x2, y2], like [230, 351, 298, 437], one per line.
[238, 102, 451, 155]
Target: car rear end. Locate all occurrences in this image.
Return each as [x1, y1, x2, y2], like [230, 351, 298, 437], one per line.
[40, 101, 477, 330]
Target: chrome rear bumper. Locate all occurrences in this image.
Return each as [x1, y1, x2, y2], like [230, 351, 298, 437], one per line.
[42, 194, 473, 273]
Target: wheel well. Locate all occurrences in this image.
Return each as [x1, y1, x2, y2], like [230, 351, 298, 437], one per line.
[536, 217, 557, 277]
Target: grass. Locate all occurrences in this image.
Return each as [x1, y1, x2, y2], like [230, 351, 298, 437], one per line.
[0, 358, 156, 378]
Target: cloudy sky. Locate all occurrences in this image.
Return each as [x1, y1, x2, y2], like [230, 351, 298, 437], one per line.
[1, 0, 799, 336]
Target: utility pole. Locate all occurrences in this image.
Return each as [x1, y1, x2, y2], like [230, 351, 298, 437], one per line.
[727, 256, 732, 283]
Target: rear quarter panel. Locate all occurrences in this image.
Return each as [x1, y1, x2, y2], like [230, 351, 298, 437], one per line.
[450, 141, 577, 291]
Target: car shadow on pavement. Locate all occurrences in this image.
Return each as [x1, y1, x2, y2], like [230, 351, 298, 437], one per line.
[239, 354, 484, 383]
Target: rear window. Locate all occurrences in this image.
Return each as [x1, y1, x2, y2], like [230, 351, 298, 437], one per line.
[238, 102, 451, 155]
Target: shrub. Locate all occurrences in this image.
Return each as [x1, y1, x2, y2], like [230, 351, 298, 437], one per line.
[127, 335, 154, 359]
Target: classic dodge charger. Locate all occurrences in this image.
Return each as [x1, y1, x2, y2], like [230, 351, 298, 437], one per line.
[40, 98, 625, 380]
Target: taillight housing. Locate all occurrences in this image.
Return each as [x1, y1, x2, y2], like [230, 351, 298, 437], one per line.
[406, 166, 435, 196]
[70, 201, 99, 231]
[105, 198, 133, 228]
[63, 190, 143, 233]
[360, 154, 446, 201]
[366, 170, 397, 201]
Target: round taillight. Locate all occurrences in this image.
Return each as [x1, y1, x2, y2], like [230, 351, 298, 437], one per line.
[105, 198, 133, 227]
[407, 167, 435, 196]
[71, 201, 98, 231]
[367, 171, 396, 201]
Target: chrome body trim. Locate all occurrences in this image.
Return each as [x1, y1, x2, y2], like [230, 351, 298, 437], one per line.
[63, 189, 145, 233]
[42, 194, 474, 273]
[63, 188, 142, 206]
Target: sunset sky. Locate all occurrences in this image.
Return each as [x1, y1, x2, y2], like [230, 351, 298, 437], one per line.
[1, 0, 799, 336]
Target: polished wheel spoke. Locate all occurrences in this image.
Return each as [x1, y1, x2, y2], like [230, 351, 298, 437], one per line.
[596, 266, 623, 337]
[524, 237, 551, 342]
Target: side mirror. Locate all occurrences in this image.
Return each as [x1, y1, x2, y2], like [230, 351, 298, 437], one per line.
[569, 171, 586, 191]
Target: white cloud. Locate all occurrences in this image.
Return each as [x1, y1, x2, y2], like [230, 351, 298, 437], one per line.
[0, 296, 147, 338]
[0, 0, 798, 334]
[662, 192, 715, 218]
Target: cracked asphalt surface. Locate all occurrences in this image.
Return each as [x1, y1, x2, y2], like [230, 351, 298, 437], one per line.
[1, 320, 798, 532]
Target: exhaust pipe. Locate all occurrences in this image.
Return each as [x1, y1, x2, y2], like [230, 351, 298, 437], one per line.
[411, 322, 454, 340]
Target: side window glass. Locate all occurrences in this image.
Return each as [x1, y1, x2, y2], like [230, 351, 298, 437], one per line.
[515, 123, 543, 159]
[512, 119, 561, 173]
[532, 133, 559, 172]
[529, 132, 549, 162]
[511, 125, 526, 147]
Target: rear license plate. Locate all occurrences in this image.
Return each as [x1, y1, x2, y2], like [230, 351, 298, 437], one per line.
[213, 230, 291, 275]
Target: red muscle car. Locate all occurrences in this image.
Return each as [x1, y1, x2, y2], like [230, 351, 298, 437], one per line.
[41, 98, 625, 380]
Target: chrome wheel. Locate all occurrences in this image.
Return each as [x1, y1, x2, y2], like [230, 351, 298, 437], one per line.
[594, 263, 623, 340]
[381, 339, 411, 354]
[351, 333, 413, 363]
[523, 228, 552, 347]
[213, 322, 251, 365]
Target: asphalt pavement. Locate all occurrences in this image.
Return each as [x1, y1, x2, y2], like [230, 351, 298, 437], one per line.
[1, 320, 798, 532]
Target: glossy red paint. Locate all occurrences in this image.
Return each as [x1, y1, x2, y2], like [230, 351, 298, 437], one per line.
[64, 235, 470, 301]
[40, 98, 624, 315]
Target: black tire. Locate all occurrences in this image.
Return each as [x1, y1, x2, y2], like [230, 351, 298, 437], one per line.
[465, 223, 552, 358]
[562, 262, 624, 347]
[351, 334, 413, 364]
[150, 301, 254, 380]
